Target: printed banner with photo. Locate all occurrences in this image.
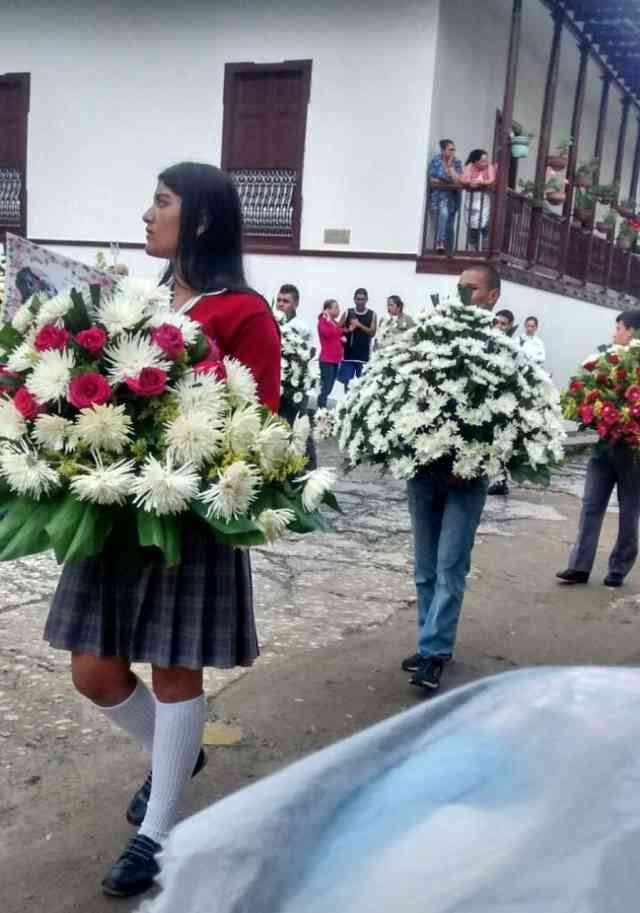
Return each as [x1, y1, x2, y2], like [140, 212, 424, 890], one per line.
[3, 234, 115, 319]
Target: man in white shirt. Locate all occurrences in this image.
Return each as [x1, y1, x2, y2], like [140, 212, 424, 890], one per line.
[275, 284, 312, 342]
[520, 316, 546, 364]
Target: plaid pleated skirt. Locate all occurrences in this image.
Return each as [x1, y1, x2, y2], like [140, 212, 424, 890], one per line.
[43, 515, 258, 671]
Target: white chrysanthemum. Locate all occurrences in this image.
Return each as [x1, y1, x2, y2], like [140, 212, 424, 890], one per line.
[25, 349, 76, 402]
[6, 340, 40, 372]
[145, 310, 201, 345]
[11, 301, 36, 334]
[389, 456, 417, 480]
[256, 507, 295, 543]
[199, 461, 261, 520]
[313, 408, 335, 441]
[70, 456, 136, 505]
[0, 397, 27, 441]
[170, 371, 228, 419]
[296, 466, 337, 512]
[255, 416, 291, 471]
[164, 411, 223, 466]
[35, 291, 74, 328]
[104, 333, 172, 384]
[72, 404, 133, 453]
[226, 404, 262, 453]
[289, 413, 311, 457]
[0, 443, 60, 498]
[224, 357, 258, 405]
[131, 455, 199, 515]
[98, 279, 171, 335]
[32, 414, 73, 452]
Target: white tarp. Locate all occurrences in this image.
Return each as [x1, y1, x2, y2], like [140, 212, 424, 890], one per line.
[141, 667, 640, 913]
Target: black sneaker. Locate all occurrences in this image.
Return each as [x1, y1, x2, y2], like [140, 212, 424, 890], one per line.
[101, 834, 161, 897]
[126, 747, 207, 826]
[488, 481, 509, 496]
[604, 574, 624, 588]
[556, 568, 589, 584]
[401, 653, 423, 673]
[410, 657, 444, 691]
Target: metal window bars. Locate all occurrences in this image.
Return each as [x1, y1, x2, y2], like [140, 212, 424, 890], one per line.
[230, 168, 297, 238]
[425, 186, 493, 255]
[0, 168, 22, 227]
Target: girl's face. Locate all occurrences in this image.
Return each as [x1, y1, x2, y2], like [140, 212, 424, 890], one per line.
[328, 302, 340, 319]
[143, 181, 181, 259]
[387, 298, 401, 317]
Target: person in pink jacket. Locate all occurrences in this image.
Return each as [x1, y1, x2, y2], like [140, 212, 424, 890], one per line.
[317, 298, 344, 407]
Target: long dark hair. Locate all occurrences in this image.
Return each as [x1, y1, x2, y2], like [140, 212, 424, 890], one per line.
[158, 162, 246, 293]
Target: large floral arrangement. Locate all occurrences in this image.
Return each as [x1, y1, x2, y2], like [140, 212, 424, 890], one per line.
[336, 295, 565, 484]
[562, 341, 640, 448]
[276, 313, 319, 405]
[0, 279, 337, 565]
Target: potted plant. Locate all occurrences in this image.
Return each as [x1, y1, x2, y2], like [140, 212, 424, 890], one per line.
[596, 207, 617, 237]
[575, 158, 599, 189]
[545, 176, 566, 206]
[573, 187, 596, 228]
[518, 177, 547, 206]
[595, 182, 619, 206]
[547, 134, 572, 171]
[617, 220, 638, 250]
[510, 129, 534, 159]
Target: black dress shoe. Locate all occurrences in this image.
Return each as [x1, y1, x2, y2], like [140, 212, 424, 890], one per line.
[604, 575, 624, 588]
[127, 747, 207, 826]
[556, 569, 589, 584]
[101, 834, 161, 897]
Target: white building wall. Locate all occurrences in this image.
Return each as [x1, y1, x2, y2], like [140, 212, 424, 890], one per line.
[1, 0, 439, 254]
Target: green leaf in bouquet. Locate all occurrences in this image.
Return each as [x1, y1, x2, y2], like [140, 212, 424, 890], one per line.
[0, 496, 57, 560]
[189, 332, 211, 364]
[0, 324, 23, 353]
[509, 463, 552, 488]
[44, 495, 115, 563]
[137, 511, 182, 567]
[64, 288, 92, 333]
[190, 500, 266, 547]
[89, 284, 102, 311]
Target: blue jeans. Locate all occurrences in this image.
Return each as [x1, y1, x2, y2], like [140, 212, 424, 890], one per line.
[407, 473, 488, 659]
[431, 195, 459, 250]
[318, 362, 339, 408]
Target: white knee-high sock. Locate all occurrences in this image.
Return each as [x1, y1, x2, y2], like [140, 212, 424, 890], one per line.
[139, 693, 206, 844]
[99, 677, 156, 754]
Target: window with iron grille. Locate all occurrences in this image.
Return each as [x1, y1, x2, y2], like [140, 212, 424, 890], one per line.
[0, 73, 29, 243]
[221, 60, 312, 251]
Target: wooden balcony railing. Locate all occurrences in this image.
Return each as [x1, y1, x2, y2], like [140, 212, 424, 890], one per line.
[418, 184, 639, 304]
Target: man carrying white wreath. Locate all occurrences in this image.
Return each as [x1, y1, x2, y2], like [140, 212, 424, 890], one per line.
[402, 264, 501, 692]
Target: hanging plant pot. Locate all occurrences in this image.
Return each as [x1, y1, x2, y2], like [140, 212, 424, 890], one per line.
[574, 206, 595, 228]
[547, 154, 569, 171]
[546, 191, 566, 206]
[510, 135, 531, 159]
[576, 176, 590, 189]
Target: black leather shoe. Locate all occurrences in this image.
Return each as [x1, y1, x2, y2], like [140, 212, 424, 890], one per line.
[556, 569, 589, 584]
[126, 747, 207, 826]
[604, 575, 624, 588]
[101, 834, 161, 897]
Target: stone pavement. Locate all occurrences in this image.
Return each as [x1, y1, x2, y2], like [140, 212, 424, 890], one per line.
[2, 442, 640, 912]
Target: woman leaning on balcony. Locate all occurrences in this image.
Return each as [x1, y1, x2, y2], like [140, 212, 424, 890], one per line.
[427, 138, 463, 254]
[461, 149, 496, 251]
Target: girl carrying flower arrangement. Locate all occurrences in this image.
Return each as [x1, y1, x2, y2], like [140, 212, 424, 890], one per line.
[0, 164, 336, 898]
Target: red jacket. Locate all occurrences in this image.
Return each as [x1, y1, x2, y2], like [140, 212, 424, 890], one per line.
[189, 291, 281, 412]
[317, 315, 344, 364]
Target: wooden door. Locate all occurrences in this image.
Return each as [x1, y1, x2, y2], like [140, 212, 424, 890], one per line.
[0, 73, 30, 241]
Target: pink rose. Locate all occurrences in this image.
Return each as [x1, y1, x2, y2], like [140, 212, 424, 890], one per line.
[579, 405, 594, 425]
[34, 324, 70, 353]
[13, 387, 42, 420]
[125, 367, 167, 397]
[68, 372, 113, 408]
[193, 358, 226, 381]
[75, 326, 108, 357]
[596, 422, 610, 438]
[624, 384, 640, 403]
[151, 324, 185, 359]
[600, 403, 619, 425]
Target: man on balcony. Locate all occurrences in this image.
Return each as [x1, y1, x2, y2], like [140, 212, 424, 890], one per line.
[428, 139, 463, 254]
